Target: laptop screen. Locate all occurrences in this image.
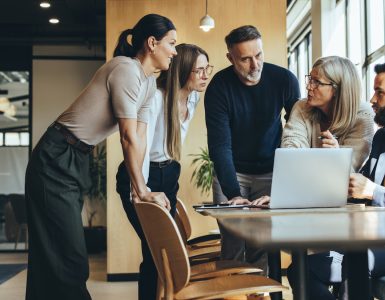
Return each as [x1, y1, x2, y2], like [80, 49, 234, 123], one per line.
[269, 148, 353, 209]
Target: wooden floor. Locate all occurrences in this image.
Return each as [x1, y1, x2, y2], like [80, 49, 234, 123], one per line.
[0, 253, 293, 300]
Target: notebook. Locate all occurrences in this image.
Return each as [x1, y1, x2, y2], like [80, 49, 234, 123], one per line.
[269, 148, 353, 209]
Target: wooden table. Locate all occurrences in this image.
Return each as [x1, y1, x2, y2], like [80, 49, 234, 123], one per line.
[195, 205, 385, 300]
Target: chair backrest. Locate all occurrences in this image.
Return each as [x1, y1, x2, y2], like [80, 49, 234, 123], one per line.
[175, 198, 192, 241]
[134, 202, 190, 293]
[8, 194, 27, 224]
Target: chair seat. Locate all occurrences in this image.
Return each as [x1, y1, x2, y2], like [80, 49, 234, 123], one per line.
[187, 233, 221, 247]
[191, 260, 262, 280]
[188, 239, 220, 249]
[187, 244, 221, 259]
[175, 274, 288, 300]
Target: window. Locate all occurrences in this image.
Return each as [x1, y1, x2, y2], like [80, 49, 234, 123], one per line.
[288, 0, 385, 101]
[20, 132, 29, 146]
[288, 32, 312, 98]
[351, 0, 385, 100]
[367, 0, 385, 54]
[363, 0, 385, 100]
[0, 70, 30, 147]
[331, 0, 347, 57]
[0, 131, 29, 147]
[331, 0, 385, 101]
[347, 0, 362, 66]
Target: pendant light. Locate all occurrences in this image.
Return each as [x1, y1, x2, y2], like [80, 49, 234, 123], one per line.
[199, 0, 215, 32]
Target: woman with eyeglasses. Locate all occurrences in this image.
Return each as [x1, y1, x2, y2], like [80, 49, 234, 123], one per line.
[281, 56, 374, 171]
[234, 56, 373, 211]
[281, 56, 374, 300]
[116, 43, 213, 300]
[234, 56, 375, 299]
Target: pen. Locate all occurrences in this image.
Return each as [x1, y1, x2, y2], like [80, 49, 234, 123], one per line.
[318, 134, 338, 140]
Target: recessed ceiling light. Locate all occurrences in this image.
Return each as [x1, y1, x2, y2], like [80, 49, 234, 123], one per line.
[40, 2, 51, 8]
[49, 18, 59, 24]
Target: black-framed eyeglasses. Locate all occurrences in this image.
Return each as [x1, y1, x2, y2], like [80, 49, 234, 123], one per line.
[305, 75, 336, 89]
[192, 65, 214, 77]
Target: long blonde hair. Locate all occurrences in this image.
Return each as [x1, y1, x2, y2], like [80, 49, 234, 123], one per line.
[157, 44, 209, 160]
[309, 56, 361, 139]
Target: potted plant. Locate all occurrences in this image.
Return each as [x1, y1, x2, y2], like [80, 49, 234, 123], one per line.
[83, 143, 107, 254]
[190, 147, 214, 196]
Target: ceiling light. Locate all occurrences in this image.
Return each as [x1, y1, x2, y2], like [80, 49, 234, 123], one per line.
[49, 18, 60, 24]
[199, 0, 215, 32]
[40, 2, 51, 8]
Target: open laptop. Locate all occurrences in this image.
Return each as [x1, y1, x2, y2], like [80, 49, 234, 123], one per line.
[269, 148, 353, 209]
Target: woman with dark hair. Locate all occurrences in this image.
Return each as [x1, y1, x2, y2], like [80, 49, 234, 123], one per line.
[116, 43, 213, 300]
[25, 14, 176, 300]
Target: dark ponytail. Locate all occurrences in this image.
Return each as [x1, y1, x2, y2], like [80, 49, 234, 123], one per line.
[113, 14, 176, 58]
[113, 29, 134, 57]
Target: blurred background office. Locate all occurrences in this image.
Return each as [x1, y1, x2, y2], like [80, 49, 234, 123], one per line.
[0, 1, 384, 299]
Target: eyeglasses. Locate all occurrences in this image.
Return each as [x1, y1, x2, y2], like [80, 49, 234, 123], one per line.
[192, 65, 214, 77]
[305, 75, 336, 89]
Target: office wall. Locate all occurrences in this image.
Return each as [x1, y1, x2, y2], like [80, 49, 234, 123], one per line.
[32, 59, 103, 146]
[106, 0, 287, 275]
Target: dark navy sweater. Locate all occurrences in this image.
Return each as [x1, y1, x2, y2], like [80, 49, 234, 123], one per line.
[204, 63, 300, 199]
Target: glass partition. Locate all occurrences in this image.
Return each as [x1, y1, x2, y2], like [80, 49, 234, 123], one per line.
[0, 70, 30, 251]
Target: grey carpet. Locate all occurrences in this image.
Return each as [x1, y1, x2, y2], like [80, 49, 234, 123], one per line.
[0, 264, 27, 284]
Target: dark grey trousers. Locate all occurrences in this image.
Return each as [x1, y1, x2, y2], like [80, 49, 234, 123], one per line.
[25, 127, 92, 300]
[212, 172, 272, 275]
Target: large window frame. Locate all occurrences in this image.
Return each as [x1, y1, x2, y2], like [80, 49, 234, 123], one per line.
[0, 130, 30, 147]
[361, 0, 385, 100]
[287, 0, 385, 101]
[345, 0, 385, 100]
[288, 30, 312, 97]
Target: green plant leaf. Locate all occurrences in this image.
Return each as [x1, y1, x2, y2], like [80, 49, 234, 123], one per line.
[189, 147, 214, 196]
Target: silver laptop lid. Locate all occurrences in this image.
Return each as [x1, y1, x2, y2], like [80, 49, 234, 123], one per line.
[269, 148, 353, 209]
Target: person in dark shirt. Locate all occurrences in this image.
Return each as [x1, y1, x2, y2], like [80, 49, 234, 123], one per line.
[204, 25, 300, 271]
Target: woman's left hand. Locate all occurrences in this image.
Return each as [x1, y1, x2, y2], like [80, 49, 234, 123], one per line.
[320, 130, 339, 148]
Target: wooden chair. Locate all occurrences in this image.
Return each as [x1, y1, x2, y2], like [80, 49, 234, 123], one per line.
[175, 198, 221, 262]
[175, 198, 221, 247]
[135, 202, 288, 300]
[174, 199, 263, 281]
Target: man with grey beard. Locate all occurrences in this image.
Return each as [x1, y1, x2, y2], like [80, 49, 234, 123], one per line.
[204, 25, 300, 272]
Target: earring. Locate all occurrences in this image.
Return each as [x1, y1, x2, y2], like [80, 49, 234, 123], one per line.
[151, 49, 155, 54]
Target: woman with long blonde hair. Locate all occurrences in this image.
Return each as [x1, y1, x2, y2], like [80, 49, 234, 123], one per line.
[282, 56, 374, 300]
[281, 55, 374, 170]
[231, 56, 375, 299]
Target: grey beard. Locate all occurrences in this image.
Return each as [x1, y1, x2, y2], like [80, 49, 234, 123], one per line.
[246, 72, 260, 82]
